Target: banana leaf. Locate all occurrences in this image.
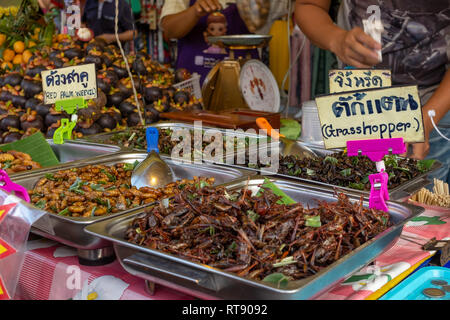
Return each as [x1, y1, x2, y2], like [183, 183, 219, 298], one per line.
[0, 132, 60, 167]
[258, 178, 296, 205]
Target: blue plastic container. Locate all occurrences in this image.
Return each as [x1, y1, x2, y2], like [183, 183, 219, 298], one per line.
[380, 266, 450, 300]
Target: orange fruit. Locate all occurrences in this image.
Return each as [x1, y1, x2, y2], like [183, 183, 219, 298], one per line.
[28, 41, 36, 48]
[0, 34, 6, 47]
[13, 41, 25, 54]
[22, 50, 32, 63]
[3, 48, 15, 62]
[12, 54, 22, 65]
[1, 61, 13, 70]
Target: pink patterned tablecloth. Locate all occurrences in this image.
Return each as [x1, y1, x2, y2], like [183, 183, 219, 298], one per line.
[15, 204, 449, 300]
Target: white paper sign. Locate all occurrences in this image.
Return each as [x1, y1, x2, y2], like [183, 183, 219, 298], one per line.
[315, 85, 425, 149]
[41, 63, 97, 104]
[329, 69, 391, 93]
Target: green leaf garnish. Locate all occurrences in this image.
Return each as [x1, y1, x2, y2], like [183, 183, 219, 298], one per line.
[340, 169, 352, 177]
[417, 159, 435, 173]
[262, 273, 290, 288]
[305, 215, 321, 227]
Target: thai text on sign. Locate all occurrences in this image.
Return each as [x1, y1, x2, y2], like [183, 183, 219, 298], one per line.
[315, 85, 425, 149]
[328, 69, 391, 93]
[41, 63, 97, 104]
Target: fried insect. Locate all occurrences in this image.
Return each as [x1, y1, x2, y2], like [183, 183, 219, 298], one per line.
[29, 163, 214, 218]
[0, 150, 41, 173]
[125, 184, 392, 282]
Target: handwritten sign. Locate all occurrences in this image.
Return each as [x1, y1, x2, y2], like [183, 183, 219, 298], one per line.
[41, 63, 97, 104]
[329, 69, 391, 93]
[315, 85, 424, 149]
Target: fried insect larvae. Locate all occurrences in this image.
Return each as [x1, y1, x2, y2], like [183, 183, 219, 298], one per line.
[29, 163, 215, 218]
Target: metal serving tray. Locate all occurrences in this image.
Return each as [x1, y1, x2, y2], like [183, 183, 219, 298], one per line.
[47, 139, 123, 163]
[13, 151, 253, 257]
[83, 121, 278, 162]
[225, 143, 442, 201]
[85, 176, 424, 300]
[3, 140, 123, 179]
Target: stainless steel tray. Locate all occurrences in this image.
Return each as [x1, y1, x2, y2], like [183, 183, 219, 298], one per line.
[14, 151, 254, 251]
[3, 140, 123, 179]
[85, 176, 424, 300]
[47, 139, 123, 163]
[225, 144, 442, 201]
[82, 121, 278, 163]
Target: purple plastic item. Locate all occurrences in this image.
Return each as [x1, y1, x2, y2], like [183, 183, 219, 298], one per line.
[347, 138, 406, 162]
[0, 169, 30, 203]
[346, 138, 406, 212]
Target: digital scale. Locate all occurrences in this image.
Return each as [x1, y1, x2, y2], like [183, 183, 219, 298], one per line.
[201, 35, 280, 113]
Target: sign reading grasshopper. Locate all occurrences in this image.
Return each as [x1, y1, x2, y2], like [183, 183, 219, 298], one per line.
[41, 63, 97, 104]
[328, 69, 391, 93]
[315, 85, 425, 149]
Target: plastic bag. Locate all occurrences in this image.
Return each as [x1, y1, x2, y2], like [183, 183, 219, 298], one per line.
[0, 190, 48, 300]
[236, 0, 271, 33]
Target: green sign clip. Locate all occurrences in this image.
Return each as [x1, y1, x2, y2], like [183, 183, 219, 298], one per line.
[53, 98, 87, 144]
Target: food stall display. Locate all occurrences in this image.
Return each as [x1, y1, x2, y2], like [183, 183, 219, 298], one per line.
[0, 32, 199, 142]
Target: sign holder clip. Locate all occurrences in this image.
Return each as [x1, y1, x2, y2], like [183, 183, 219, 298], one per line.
[53, 98, 87, 144]
[346, 138, 406, 212]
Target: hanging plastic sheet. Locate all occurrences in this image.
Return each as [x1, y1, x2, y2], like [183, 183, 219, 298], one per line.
[0, 190, 50, 300]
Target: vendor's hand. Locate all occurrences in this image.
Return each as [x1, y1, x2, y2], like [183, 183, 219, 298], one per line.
[401, 105, 434, 159]
[193, 0, 223, 17]
[96, 33, 116, 44]
[330, 27, 382, 68]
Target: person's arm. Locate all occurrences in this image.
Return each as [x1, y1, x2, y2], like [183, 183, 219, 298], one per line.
[410, 69, 450, 159]
[160, 0, 222, 40]
[96, 0, 137, 44]
[294, 0, 381, 68]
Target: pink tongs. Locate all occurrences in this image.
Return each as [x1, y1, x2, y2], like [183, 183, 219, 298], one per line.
[0, 169, 30, 203]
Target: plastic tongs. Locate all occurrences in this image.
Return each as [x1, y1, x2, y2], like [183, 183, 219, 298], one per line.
[53, 98, 88, 144]
[0, 169, 30, 202]
[346, 138, 406, 212]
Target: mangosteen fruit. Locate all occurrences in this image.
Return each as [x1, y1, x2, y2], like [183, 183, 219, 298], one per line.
[0, 76, 4, 87]
[64, 47, 83, 60]
[144, 86, 162, 103]
[3, 132, 22, 143]
[0, 91, 12, 102]
[85, 55, 103, 69]
[46, 126, 57, 138]
[21, 115, 44, 132]
[127, 112, 142, 127]
[132, 58, 147, 75]
[93, 90, 107, 108]
[0, 108, 8, 116]
[4, 73, 23, 86]
[25, 98, 40, 111]
[118, 101, 137, 116]
[175, 68, 191, 83]
[145, 107, 160, 124]
[49, 50, 61, 60]
[0, 115, 21, 131]
[162, 86, 176, 99]
[118, 82, 133, 99]
[26, 65, 47, 78]
[21, 79, 42, 98]
[45, 112, 66, 127]
[112, 64, 127, 78]
[97, 78, 111, 94]
[102, 55, 113, 67]
[107, 92, 124, 107]
[105, 70, 119, 86]
[173, 91, 191, 105]
[109, 110, 122, 124]
[53, 58, 64, 68]
[76, 123, 103, 136]
[97, 114, 117, 130]
[35, 103, 51, 118]
[11, 95, 27, 108]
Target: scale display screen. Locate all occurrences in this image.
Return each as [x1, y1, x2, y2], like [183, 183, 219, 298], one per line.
[240, 59, 280, 113]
